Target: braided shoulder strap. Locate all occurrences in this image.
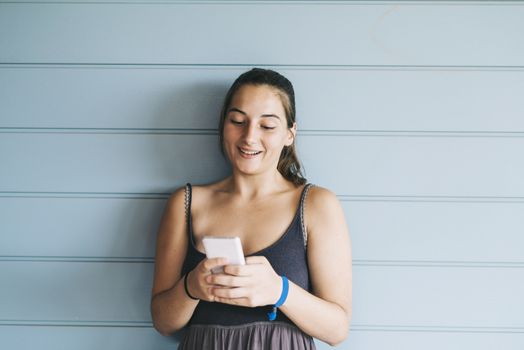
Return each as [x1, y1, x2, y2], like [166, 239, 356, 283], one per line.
[184, 183, 192, 234]
[300, 183, 314, 248]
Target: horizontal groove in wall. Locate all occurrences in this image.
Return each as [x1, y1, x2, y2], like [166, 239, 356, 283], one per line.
[0, 256, 155, 263]
[337, 195, 524, 203]
[0, 1, 523, 7]
[0, 320, 522, 334]
[2, 63, 524, 71]
[2, 128, 524, 138]
[351, 324, 524, 334]
[301, 130, 524, 138]
[0, 192, 169, 199]
[2, 192, 524, 203]
[1, 256, 523, 268]
[0, 127, 218, 135]
[0, 320, 151, 328]
[353, 260, 524, 268]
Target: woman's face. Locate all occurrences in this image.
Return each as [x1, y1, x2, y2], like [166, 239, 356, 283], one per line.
[223, 84, 295, 177]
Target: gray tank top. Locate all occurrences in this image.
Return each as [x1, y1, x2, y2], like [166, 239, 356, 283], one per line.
[181, 183, 314, 326]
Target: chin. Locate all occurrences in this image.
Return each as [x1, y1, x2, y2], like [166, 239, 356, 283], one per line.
[235, 166, 262, 176]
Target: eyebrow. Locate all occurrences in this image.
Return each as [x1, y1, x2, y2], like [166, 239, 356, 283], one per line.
[227, 107, 281, 120]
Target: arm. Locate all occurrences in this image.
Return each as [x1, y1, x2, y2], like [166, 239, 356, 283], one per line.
[279, 186, 352, 345]
[209, 186, 352, 346]
[150, 188, 197, 335]
[150, 188, 226, 335]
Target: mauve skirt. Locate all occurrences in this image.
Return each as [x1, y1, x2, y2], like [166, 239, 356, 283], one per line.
[178, 321, 316, 350]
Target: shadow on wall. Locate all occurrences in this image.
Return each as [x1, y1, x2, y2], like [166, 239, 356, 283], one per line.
[105, 78, 234, 262]
[115, 80, 232, 344]
[154, 79, 231, 130]
[150, 80, 232, 194]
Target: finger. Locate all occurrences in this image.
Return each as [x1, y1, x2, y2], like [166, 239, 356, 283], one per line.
[202, 257, 229, 272]
[211, 286, 248, 299]
[223, 264, 251, 276]
[207, 274, 249, 287]
[245, 256, 268, 265]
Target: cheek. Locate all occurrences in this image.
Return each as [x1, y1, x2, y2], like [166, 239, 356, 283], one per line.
[222, 126, 238, 143]
[222, 128, 241, 158]
[265, 133, 289, 151]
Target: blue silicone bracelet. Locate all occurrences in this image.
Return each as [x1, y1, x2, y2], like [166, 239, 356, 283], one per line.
[268, 276, 289, 321]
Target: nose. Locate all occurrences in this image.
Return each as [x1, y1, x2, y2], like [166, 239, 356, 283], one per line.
[242, 121, 259, 145]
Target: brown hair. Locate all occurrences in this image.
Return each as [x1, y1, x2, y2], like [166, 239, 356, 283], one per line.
[218, 68, 306, 185]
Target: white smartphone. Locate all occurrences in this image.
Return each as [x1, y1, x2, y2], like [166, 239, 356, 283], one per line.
[202, 236, 245, 274]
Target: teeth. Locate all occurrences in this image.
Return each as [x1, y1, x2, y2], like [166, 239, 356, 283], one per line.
[240, 149, 261, 155]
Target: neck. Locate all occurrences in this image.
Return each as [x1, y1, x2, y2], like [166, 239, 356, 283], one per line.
[225, 170, 291, 200]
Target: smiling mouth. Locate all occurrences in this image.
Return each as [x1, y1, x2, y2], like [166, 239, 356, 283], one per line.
[239, 148, 262, 156]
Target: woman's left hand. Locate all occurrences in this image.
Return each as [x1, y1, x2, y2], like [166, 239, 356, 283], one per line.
[206, 256, 282, 307]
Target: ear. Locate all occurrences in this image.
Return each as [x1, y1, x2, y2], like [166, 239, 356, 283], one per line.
[285, 122, 297, 147]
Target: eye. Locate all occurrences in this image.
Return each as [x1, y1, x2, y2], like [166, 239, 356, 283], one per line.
[261, 125, 276, 130]
[230, 119, 244, 126]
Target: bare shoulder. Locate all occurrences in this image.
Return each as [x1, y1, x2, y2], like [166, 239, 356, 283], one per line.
[305, 185, 347, 239]
[161, 185, 190, 223]
[168, 185, 187, 206]
[157, 185, 191, 244]
[307, 185, 339, 205]
[306, 185, 343, 217]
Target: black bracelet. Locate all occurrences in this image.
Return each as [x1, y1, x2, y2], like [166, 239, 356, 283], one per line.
[183, 271, 199, 301]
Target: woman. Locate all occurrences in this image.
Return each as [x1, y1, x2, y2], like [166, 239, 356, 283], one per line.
[151, 68, 352, 349]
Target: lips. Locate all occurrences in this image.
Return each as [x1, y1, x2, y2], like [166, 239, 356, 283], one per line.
[239, 147, 262, 156]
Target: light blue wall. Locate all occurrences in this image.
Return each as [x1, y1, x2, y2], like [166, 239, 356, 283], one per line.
[1, 1, 523, 349]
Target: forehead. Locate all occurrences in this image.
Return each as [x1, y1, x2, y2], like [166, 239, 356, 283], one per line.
[229, 84, 285, 115]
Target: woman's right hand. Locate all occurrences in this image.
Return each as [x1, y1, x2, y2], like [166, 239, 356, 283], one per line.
[185, 257, 229, 301]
